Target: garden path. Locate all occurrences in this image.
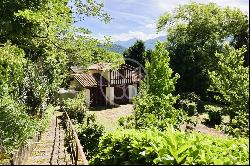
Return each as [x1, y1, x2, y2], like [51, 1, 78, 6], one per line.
[24, 111, 71, 165]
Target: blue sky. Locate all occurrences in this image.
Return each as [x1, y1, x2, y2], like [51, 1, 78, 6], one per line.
[75, 0, 249, 42]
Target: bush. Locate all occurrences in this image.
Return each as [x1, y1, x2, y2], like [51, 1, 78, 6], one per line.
[0, 42, 26, 97]
[90, 127, 249, 165]
[178, 100, 197, 116]
[176, 92, 206, 115]
[63, 91, 88, 123]
[218, 112, 249, 138]
[118, 115, 135, 129]
[38, 105, 55, 132]
[76, 114, 105, 160]
[0, 96, 38, 154]
[204, 105, 223, 126]
[134, 94, 187, 130]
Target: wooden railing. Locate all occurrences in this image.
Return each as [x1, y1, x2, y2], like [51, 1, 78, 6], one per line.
[63, 111, 88, 165]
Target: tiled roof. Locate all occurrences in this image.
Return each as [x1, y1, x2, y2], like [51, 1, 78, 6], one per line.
[70, 66, 84, 73]
[87, 63, 112, 70]
[74, 73, 108, 88]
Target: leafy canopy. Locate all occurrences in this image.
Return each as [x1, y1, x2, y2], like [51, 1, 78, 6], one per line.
[209, 44, 249, 137]
[157, 2, 249, 96]
[123, 40, 147, 68]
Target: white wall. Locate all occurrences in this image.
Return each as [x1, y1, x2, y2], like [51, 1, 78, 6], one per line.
[106, 86, 114, 105]
[85, 89, 90, 106]
[129, 84, 137, 102]
[101, 70, 110, 81]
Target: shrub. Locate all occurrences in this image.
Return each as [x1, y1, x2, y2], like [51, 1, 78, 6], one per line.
[76, 114, 105, 159]
[37, 105, 55, 132]
[90, 127, 249, 165]
[178, 100, 197, 116]
[175, 92, 207, 115]
[209, 45, 249, 136]
[118, 115, 135, 129]
[0, 96, 38, 154]
[63, 91, 88, 123]
[204, 105, 223, 126]
[134, 94, 187, 130]
[0, 42, 26, 97]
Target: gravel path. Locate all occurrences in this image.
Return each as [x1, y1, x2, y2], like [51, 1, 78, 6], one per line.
[87, 104, 134, 131]
[24, 111, 71, 165]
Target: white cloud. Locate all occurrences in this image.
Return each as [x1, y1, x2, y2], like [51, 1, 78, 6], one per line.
[107, 9, 153, 26]
[110, 31, 165, 42]
[145, 23, 156, 29]
[154, 0, 249, 14]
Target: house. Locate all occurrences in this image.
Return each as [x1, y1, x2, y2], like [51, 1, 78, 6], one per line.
[70, 63, 143, 107]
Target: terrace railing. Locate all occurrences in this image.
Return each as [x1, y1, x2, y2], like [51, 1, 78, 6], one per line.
[63, 110, 88, 165]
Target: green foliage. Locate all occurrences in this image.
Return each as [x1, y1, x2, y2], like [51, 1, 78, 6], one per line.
[134, 94, 186, 130]
[76, 114, 105, 160]
[209, 44, 249, 137]
[204, 105, 223, 126]
[0, 0, 116, 158]
[177, 100, 197, 116]
[118, 115, 135, 129]
[37, 105, 56, 132]
[132, 42, 186, 130]
[157, 2, 249, 96]
[0, 96, 55, 155]
[63, 91, 88, 123]
[145, 42, 179, 96]
[0, 0, 118, 115]
[91, 127, 249, 165]
[0, 43, 26, 98]
[0, 96, 38, 154]
[123, 40, 147, 68]
[175, 92, 204, 116]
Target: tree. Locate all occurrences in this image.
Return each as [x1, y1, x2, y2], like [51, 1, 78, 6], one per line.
[132, 42, 186, 130]
[123, 40, 147, 68]
[0, 0, 122, 114]
[0, 0, 122, 155]
[157, 2, 249, 97]
[209, 44, 249, 137]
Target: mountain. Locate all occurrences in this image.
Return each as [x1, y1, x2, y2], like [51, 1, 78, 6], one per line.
[100, 44, 126, 54]
[114, 36, 166, 50]
[115, 38, 138, 49]
[108, 44, 127, 54]
[144, 36, 166, 50]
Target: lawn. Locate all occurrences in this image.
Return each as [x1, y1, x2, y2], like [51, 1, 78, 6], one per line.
[87, 104, 133, 131]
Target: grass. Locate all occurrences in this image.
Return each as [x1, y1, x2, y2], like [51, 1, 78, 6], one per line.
[87, 104, 133, 131]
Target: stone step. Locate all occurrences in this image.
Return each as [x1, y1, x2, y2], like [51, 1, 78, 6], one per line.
[24, 111, 72, 165]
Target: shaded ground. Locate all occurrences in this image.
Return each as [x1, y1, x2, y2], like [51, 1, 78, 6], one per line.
[24, 111, 71, 165]
[87, 104, 134, 131]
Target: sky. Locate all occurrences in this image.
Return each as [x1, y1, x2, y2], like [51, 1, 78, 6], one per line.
[75, 0, 249, 42]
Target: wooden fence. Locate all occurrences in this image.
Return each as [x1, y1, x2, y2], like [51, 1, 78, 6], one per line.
[63, 110, 89, 165]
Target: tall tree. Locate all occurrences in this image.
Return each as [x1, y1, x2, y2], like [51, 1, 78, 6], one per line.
[123, 40, 147, 68]
[133, 42, 185, 130]
[0, 0, 123, 154]
[209, 44, 249, 137]
[157, 2, 249, 97]
[0, 0, 122, 114]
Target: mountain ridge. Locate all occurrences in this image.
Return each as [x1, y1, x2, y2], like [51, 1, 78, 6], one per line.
[114, 36, 166, 50]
